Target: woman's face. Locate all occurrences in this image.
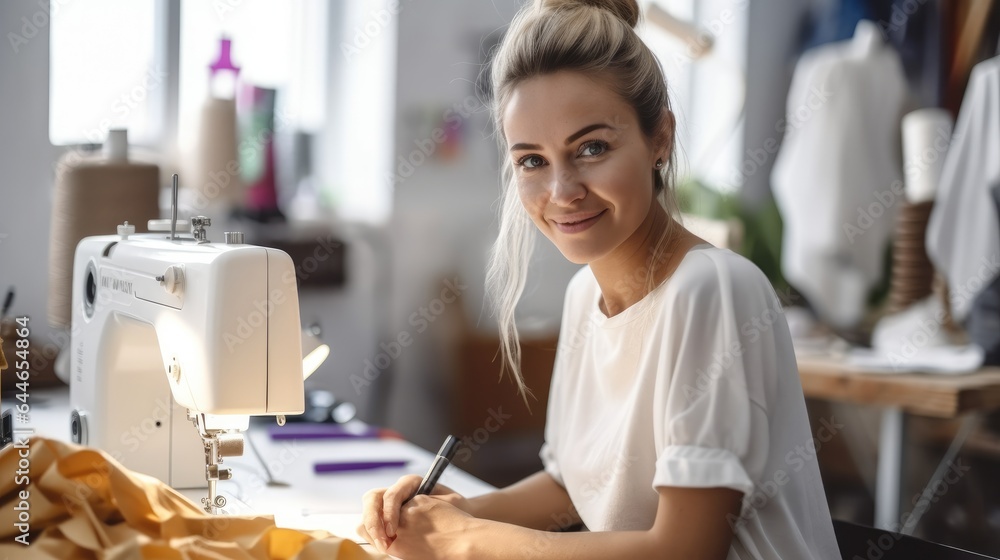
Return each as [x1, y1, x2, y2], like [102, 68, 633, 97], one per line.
[503, 70, 666, 265]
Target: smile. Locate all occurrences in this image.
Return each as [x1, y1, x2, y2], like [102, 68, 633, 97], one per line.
[553, 210, 606, 234]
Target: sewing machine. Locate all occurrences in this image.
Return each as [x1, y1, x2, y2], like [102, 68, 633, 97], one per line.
[68, 201, 305, 513]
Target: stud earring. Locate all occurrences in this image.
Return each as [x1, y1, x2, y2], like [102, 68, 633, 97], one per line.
[655, 159, 664, 168]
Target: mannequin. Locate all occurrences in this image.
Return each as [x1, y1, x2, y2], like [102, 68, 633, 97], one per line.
[771, 20, 907, 329]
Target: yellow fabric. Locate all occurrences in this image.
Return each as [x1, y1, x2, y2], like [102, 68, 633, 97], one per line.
[0, 437, 385, 560]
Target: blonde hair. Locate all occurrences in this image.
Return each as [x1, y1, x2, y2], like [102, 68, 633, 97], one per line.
[485, 0, 683, 394]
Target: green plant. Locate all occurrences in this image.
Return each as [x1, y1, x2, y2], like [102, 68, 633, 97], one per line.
[676, 178, 789, 296]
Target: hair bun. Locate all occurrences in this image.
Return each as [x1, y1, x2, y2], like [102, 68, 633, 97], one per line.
[537, 0, 641, 28]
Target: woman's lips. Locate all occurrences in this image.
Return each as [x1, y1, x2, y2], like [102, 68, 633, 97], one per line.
[553, 209, 606, 234]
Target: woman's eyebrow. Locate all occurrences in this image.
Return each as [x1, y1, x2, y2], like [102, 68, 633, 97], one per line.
[509, 123, 613, 152]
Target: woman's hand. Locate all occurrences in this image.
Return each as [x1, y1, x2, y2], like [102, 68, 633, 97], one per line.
[358, 474, 472, 553]
[385, 495, 479, 559]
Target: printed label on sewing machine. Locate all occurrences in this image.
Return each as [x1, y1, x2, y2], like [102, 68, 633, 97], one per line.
[101, 274, 133, 296]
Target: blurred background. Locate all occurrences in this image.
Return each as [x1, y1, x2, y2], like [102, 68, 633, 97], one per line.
[2, 0, 1000, 554]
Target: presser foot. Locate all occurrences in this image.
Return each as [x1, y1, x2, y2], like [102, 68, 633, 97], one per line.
[190, 412, 245, 514]
[202, 460, 233, 514]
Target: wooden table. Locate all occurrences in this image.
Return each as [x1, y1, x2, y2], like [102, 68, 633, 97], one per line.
[798, 355, 1000, 417]
[797, 354, 1000, 531]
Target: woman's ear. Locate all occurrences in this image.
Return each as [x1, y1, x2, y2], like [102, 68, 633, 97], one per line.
[656, 108, 676, 163]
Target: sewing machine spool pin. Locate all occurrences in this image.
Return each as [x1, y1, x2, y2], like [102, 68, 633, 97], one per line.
[170, 174, 179, 241]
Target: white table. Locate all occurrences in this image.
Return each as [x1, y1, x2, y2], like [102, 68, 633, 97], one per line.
[27, 387, 496, 543]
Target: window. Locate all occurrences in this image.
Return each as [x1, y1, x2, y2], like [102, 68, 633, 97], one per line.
[48, 0, 418, 223]
[49, 0, 159, 146]
[639, 0, 748, 192]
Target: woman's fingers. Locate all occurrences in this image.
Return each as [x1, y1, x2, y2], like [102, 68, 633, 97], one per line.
[361, 488, 390, 552]
[382, 474, 424, 538]
[364, 475, 466, 550]
[357, 523, 394, 549]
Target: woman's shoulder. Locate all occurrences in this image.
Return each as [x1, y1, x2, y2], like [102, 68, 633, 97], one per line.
[673, 245, 766, 281]
[666, 246, 778, 311]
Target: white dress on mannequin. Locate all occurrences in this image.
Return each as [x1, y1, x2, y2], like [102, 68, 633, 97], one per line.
[771, 20, 907, 328]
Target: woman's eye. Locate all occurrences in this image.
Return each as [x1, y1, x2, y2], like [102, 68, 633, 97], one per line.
[516, 141, 606, 169]
[519, 155, 544, 169]
[581, 140, 608, 157]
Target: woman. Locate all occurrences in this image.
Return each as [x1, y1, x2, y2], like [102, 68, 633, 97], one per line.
[359, 0, 840, 557]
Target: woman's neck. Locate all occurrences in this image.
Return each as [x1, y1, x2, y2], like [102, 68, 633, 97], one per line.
[590, 204, 702, 318]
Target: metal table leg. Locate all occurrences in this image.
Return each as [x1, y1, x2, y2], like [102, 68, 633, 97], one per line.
[899, 414, 979, 535]
[875, 407, 905, 530]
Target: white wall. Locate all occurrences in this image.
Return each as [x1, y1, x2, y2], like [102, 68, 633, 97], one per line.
[742, 0, 811, 209]
[0, 1, 66, 360]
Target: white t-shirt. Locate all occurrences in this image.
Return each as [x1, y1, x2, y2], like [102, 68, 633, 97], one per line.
[540, 244, 840, 559]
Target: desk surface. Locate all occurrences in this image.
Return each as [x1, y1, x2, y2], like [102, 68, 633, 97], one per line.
[27, 388, 496, 543]
[797, 354, 1000, 418]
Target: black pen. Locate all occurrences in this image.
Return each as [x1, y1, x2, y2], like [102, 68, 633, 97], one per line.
[405, 435, 460, 503]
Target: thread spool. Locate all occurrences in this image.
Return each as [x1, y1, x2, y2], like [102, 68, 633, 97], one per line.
[887, 201, 936, 313]
[187, 97, 243, 208]
[886, 109, 954, 315]
[47, 133, 159, 328]
[185, 36, 244, 211]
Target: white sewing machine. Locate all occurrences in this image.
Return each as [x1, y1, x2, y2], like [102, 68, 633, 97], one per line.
[68, 196, 305, 513]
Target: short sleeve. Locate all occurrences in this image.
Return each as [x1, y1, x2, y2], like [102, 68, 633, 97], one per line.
[652, 253, 777, 500]
[539, 441, 564, 487]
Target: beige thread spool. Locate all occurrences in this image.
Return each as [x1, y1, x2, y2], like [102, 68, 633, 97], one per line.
[186, 96, 244, 207]
[47, 132, 159, 328]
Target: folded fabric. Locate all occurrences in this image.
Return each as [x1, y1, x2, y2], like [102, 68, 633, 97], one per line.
[845, 344, 985, 374]
[0, 436, 385, 559]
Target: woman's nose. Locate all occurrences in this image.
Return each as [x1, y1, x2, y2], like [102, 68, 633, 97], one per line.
[548, 163, 586, 206]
